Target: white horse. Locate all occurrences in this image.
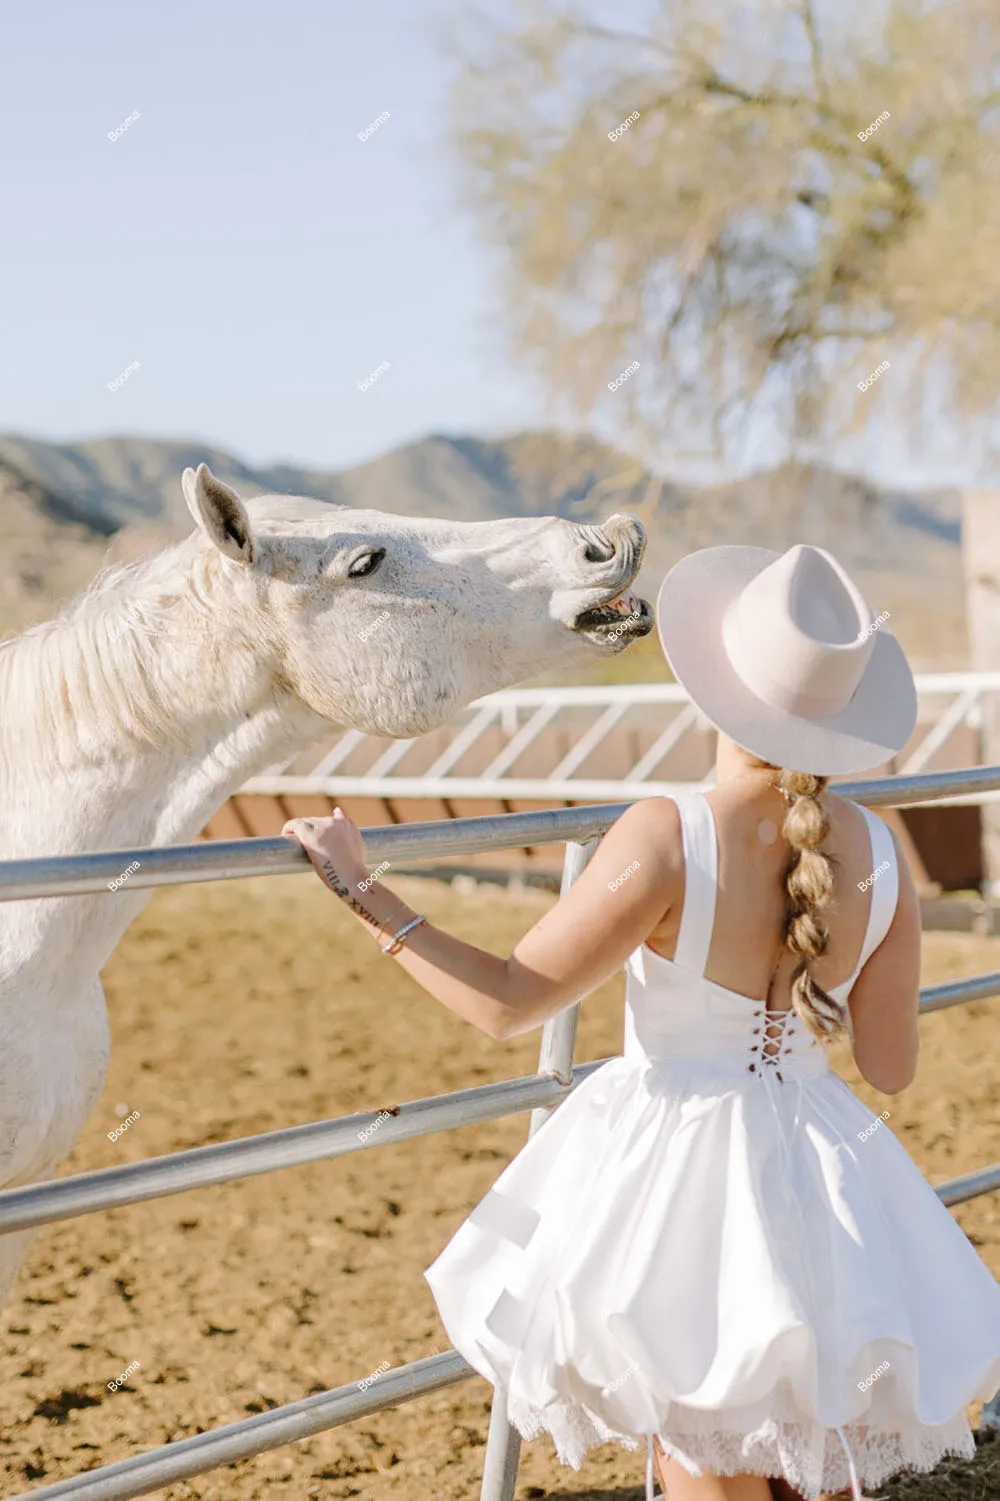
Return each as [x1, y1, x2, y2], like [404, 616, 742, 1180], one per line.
[0, 463, 650, 1306]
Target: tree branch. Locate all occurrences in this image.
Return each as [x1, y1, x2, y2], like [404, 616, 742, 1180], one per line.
[799, 0, 830, 109]
[571, 20, 683, 62]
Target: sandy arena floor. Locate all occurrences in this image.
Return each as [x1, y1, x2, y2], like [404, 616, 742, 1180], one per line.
[0, 873, 998, 1501]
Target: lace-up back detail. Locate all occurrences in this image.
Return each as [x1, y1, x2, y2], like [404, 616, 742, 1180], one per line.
[623, 791, 899, 1081]
[750, 1007, 796, 1081]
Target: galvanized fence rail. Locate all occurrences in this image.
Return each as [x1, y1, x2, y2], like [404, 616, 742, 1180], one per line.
[5, 765, 1000, 904]
[1, 767, 999, 1501]
[0, 976, 990, 1239]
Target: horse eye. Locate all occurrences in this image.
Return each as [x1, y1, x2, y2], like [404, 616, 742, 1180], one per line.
[348, 549, 385, 579]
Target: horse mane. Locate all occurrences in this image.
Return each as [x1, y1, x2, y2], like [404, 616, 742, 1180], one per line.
[0, 535, 228, 771]
[0, 492, 347, 776]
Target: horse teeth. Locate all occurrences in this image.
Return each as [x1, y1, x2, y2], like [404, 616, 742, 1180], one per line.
[605, 590, 636, 616]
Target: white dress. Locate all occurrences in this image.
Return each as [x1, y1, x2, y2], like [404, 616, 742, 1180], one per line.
[425, 792, 1000, 1500]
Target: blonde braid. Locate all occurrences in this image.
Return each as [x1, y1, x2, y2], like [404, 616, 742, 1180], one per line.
[775, 768, 847, 1043]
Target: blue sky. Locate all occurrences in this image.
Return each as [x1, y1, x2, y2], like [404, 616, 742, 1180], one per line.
[0, 0, 991, 488]
[0, 0, 546, 474]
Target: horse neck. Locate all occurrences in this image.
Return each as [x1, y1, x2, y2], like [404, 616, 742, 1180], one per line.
[0, 552, 325, 974]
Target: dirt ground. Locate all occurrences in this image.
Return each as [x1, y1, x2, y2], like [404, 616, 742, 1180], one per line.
[1, 873, 998, 1501]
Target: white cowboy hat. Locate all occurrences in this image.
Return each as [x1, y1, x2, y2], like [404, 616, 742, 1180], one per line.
[656, 544, 917, 775]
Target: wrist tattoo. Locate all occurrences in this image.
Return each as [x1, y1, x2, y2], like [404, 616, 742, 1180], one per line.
[317, 857, 383, 928]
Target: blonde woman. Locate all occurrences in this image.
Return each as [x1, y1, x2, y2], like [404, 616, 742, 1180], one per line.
[284, 544, 1000, 1501]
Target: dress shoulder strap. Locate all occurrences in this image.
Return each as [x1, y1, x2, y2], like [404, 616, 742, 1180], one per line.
[851, 807, 900, 979]
[672, 791, 719, 977]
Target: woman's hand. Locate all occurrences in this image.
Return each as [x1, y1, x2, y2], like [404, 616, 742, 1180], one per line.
[282, 808, 369, 893]
[283, 809, 414, 941]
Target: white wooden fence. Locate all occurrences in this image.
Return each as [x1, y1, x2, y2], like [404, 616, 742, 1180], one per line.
[239, 672, 1000, 806]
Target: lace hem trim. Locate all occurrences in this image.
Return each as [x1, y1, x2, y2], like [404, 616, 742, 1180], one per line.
[505, 1392, 975, 1499]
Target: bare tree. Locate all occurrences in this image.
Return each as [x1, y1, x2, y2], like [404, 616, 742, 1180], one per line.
[444, 0, 1000, 884]
[445, 0, 1000, 469]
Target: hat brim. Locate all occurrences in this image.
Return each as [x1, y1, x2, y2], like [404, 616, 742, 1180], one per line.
[656, 546, 917, 776]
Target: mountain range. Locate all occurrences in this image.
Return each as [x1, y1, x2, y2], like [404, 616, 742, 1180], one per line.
[0, 430, 967, 673]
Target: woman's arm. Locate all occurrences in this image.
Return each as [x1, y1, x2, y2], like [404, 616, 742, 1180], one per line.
[846, 829, 922, 1094]
[283, 800, 682, 1041]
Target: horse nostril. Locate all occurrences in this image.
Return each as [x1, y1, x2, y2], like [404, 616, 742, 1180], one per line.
[583, 540, 615, 564]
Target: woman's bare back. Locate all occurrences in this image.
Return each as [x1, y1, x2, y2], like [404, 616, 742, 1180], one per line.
[644, 784, 922, 1091]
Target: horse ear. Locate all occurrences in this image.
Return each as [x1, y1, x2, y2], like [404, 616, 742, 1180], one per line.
[181, 463, 255, 564]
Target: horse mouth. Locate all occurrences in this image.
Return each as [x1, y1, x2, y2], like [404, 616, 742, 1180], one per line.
[573, 587, 655, 647]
